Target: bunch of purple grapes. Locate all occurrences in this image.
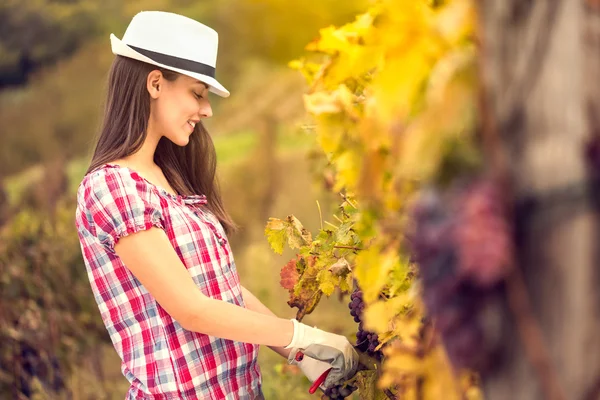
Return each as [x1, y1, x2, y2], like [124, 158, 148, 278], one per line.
[408, 180, 511, 371]
[349, 290, 364, 323]
[349, 289, 383, 361]
[321, 383, 358, 400]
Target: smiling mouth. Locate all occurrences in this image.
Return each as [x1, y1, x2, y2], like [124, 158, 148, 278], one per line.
[187, 121, 196, 130]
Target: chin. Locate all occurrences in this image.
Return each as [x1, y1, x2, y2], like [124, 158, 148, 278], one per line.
[166, 134, 191, 147]
[175, 137, 190, 147]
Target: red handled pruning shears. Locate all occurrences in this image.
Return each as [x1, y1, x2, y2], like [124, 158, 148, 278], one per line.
[295, 350, 332, 394]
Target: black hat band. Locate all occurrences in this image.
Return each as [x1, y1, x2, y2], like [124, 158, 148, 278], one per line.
[128, 45, 216, 78]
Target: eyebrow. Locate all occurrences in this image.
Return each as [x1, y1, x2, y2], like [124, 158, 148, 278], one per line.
[194, 80, 209, 89]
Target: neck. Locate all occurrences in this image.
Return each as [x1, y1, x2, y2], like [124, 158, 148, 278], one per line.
[124, 122, 161, 170]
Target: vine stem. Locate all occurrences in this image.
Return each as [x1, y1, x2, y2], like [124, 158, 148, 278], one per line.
[357, 354, 379, 371]
[383, 388, 395, 399]
[316, 200, 324, 231]
[325, 221, 339, 229]
[340, 192, 358, 209]
[504, 267, 568, 400]
[354, 351, 396, 399]
[334, 245, 362, 251]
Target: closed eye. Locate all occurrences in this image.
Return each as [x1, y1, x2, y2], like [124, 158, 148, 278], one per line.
[193, 92, 203, 100]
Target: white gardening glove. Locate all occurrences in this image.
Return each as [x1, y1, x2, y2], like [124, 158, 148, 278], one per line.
[284, 319, 359, 388]
[287, 348, 331, 391]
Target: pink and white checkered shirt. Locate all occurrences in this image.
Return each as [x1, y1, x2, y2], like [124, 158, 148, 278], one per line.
[75, 164, 262, 399]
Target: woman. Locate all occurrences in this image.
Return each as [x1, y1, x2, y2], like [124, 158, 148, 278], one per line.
[74, 10, 358, 400]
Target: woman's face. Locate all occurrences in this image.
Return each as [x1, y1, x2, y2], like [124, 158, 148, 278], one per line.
[147, 71, 212, 146]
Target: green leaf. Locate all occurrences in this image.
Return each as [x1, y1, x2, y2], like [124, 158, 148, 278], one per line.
[335, 221, 355, 245]
[314, 229, 335, 253]
[264, 216, 312, 254]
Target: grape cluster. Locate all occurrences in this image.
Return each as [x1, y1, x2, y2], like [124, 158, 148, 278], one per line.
[349, 290, 364, 323]
[322, 383, 358, 400]
[454, 180, 513, 287]
[348, 289, 383, 361]
[409, 180, 511, 371]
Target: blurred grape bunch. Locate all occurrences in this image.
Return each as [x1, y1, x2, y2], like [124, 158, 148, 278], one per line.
[408, 179, 511, 372]
[0, 201, 109, 397]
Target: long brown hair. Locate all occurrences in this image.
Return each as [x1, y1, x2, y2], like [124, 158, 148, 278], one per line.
[87, 55, 237, 234]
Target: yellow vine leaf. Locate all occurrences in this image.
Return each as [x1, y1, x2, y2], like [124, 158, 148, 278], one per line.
[333, 149, 363, 192]
[287, 59, 322, 86]
[316, 269, 336, 296]
[434, 0, 475, 46]
[264, 218, 287, 254]
[354, 243, 399, 304]
[303, 91, 343, 115]
[396, 47, 478, 182]
[314, 114, 346, 154]
[362, 294, 412, 334]
[380, 344, 463, 399]
[305, 10, 376, 55]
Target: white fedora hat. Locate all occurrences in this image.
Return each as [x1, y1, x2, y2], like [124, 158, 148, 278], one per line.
[110, 11, 229, 97]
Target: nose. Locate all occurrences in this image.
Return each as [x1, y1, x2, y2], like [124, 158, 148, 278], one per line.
[199, 102, 212, 119]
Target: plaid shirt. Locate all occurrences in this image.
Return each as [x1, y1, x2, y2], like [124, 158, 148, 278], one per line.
[75, 164, 262, 399]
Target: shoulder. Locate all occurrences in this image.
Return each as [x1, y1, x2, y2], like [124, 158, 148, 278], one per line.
[77, 164, 155, 207]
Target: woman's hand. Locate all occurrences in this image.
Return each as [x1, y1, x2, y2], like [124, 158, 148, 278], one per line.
[287, 350, 331, 391]
[284, 319, 359, 387]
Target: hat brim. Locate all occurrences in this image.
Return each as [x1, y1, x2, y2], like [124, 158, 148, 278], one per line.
[109, 34, 230, 98]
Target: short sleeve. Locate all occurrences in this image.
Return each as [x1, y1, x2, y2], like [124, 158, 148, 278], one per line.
[80, 167, 165, 252]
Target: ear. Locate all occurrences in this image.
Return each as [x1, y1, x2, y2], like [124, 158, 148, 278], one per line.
[146, 70, 163, 99]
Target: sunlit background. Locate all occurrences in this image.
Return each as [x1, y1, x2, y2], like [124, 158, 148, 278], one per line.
[0, 0, 370, 398]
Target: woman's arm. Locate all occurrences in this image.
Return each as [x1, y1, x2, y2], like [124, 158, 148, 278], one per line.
[114, 227, 294, 347]
[240, 285, 292, 359]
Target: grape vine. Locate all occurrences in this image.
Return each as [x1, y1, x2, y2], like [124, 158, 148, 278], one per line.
[265, 0, 494, 398]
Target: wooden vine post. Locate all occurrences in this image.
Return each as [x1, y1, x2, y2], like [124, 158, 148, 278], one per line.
[478, 1, 600, 399]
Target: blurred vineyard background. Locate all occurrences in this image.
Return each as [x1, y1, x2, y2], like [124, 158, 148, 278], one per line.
[0, 0, 371, 398]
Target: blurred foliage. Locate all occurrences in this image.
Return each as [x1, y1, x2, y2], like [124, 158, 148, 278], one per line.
[267, 0, 485, 398]
[0, 40, 113, 177]
[0, 0, 116, 87]
[0, 199, 110, 397]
